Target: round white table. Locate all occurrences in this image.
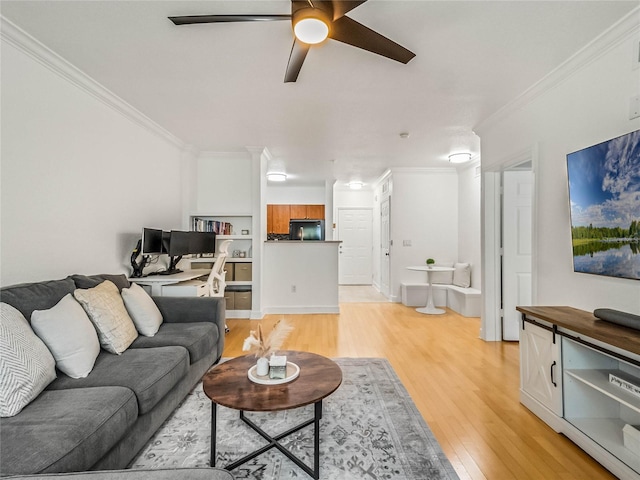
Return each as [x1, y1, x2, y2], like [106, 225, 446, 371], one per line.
[407, 266, 455, 314]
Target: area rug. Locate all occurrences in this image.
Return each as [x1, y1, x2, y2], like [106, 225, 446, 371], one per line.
[130, 358, 459, 480]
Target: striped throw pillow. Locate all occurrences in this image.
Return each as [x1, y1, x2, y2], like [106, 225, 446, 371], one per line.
[0, 303, 56, 417]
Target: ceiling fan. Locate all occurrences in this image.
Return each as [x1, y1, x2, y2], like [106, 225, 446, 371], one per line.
[169, 0, 415, 83]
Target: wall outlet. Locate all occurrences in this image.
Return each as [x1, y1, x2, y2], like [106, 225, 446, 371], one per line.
[403, 240, 412, 246]
[291, 285, 296, 293]
[630, 95, 640, 120]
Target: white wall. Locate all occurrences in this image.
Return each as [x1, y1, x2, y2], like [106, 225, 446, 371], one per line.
[1, 34, 183, 286]
[266, 185, 326, 204]
[196, 152, 253, 214]
[390, 169, 459, 301]
[477, 13, 640, 314]
[458, 161, 482, 289]
[262, 242, 340, 313]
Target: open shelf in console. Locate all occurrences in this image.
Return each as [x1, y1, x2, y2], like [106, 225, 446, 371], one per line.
[563, 337, 640, 474]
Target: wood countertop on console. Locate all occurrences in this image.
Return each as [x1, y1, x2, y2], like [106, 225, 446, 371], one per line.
[517, 305, 640, 357]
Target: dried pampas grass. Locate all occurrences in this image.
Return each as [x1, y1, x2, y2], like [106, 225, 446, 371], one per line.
[242, 320, 294, 358]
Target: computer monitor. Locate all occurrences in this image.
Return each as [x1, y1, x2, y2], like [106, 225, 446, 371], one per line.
[190, 232, 216, 254]
[141, 228, 163, 255]
[159, 230, 191, 275]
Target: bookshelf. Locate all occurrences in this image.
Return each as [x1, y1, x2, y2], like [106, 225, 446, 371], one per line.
[190, 214, 253, 316]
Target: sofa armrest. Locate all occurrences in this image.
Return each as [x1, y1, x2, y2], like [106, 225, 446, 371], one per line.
[152, 296, 226, 359]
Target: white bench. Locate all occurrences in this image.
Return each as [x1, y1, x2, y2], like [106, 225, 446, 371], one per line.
[401, 283, 481, 317]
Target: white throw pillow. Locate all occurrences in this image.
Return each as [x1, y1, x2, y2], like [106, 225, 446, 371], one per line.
[31, 294, 100, 379]
[121, 283, 163, 337]
[453, 263, 471, 288]
[73, 280, 138, 355]
[430, 263, 454, 285]
[0, 303, 56, 417]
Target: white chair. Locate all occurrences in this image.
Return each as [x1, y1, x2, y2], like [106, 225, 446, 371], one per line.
[204, 239, 233, 297]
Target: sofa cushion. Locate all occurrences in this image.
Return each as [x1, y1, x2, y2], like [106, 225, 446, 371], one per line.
[70, 274, 130, 292]
[0, 277, 76, 322]
[121, 283, 163, 337]
[129, 322, 217, 365]
[46, 346, 189, 415]
[73, 281, 138, 355]
[0, 386, 137, 475]
[0, 303, 56, 417]
[30, 294, 100, 379]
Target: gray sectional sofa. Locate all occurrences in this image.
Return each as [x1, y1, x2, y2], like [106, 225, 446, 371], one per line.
[0, 274, 226, 477]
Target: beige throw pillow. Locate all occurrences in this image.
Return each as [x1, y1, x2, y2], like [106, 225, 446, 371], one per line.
[73, 280, 138, 354]
[31, 294, 100, 378]
[0, 303, 56, 417]
[453, 263, 471, 288]
[121, 283, 163, 337]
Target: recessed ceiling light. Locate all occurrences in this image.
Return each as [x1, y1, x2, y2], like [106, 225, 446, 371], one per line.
[448, 153, 471, 164]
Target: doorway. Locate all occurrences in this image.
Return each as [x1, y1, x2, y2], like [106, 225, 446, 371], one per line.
[482, 148, 536, 341]
[337, 208, 373, 284]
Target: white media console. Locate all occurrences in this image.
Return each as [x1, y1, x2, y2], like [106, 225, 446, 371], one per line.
[518, 306, 640, 479]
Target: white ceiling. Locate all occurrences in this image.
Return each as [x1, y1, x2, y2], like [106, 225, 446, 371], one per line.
[1, 1, 637, 186]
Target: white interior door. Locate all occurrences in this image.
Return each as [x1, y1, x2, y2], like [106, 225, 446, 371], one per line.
[380, 198, 391, 296]
[338, 209, 373, 284]
[502, 171, 533, 340]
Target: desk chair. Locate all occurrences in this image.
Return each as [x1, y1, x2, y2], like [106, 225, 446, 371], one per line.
[204, 239, 233, 297]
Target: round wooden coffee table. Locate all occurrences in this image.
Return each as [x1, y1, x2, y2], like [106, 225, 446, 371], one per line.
[203, 351, 342, 479]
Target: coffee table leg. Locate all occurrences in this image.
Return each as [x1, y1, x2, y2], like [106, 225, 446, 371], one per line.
[211, 402, 217, 467]
[314, 400, 322, 479]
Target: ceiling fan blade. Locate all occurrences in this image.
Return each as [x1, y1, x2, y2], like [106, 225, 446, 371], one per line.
[330, 0, 368, 20]
[169, 14, 291, 25]
[329, 16, 415, 64]
[284, 39, 311, 83]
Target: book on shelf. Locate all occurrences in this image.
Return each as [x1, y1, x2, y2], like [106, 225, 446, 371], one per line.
[192, 218, 232, 235]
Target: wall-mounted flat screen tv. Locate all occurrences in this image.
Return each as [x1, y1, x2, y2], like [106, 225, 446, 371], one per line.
[566, 129, 640, 280]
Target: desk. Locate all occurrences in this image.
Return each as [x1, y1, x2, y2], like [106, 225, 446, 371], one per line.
[129, 270, 209, 296]
[407, 266, 455, 314]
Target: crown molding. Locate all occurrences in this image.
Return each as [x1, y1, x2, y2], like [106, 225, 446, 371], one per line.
[476, 7, 640, 133]
[1, 16, 184, 149]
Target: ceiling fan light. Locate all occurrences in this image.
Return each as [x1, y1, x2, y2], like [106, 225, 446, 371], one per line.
[294, 18, 329, 44]
[448, 153, 471, 164]
[267, 172, 287, 182]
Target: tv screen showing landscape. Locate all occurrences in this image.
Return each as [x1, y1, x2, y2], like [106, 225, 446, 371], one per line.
[566, 129, 640, 281]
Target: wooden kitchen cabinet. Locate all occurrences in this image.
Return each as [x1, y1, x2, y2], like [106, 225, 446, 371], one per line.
[289, 204, 308, 219]
[306, 204, 325, 219]
[267, 204, 325, 234]
[270, 204, 290, 234]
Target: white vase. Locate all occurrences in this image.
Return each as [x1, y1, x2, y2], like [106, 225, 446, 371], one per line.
[256, 357, 269, 376]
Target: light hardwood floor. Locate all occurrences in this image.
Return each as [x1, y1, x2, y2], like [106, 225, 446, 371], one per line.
[222, 303, 616, 480]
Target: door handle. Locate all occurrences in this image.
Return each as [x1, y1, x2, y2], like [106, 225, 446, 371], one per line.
[550, 361, 557, 387]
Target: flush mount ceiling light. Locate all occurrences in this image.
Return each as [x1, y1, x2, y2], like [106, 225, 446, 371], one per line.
[267, 172, 287, 182]
[293, 9, 330, 44]
[348, 181, 364, 190]
[448, 153, 472, 164]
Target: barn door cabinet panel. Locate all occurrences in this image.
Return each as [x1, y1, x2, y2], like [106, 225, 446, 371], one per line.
[517, 306, 640, 479]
